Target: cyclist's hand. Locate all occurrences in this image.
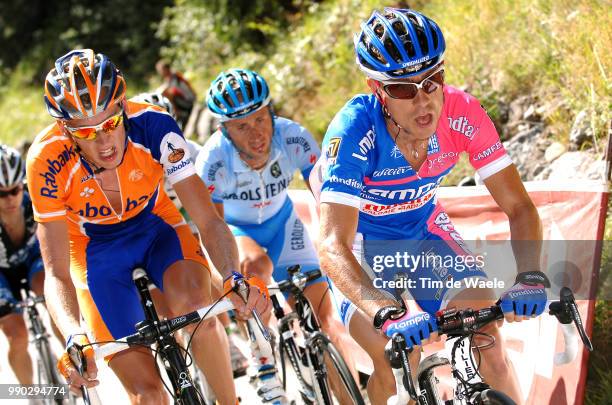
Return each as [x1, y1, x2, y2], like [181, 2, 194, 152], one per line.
[57, 333, 99, 393]
[244, 275, 271, 318]
[223, 272, 270, 320]
[382, 311, 439, 349]
[499, 271, 550, 322]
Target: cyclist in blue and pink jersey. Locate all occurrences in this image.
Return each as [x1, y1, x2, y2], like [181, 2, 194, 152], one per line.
[311, 8, 549, 404]
[196, 68, 357, 404]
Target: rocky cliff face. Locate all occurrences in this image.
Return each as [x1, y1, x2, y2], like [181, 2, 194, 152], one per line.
[495, 95, 606, 182]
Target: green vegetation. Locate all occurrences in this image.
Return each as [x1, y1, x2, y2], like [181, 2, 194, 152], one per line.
[1, 0, 608, 151]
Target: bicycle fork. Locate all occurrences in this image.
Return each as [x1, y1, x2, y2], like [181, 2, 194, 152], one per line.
[132, 269, 201, 404]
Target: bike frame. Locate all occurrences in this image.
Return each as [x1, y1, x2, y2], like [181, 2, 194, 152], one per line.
[86, 269, 237, 405]
[131, 269, 202, 404]
[270, 266, 334, 404]
[14, 285, 70, 405]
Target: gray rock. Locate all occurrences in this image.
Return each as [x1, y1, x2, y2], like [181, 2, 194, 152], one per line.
[508, 95, 532, 124]
[569, 110, 593, 149]
[503, 125, 551, 180]
[544, 142, 566, 162]
[534, 151, 605, 181]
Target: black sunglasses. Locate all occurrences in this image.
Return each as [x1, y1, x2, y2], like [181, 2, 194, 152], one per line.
[0, 184, 23, 198]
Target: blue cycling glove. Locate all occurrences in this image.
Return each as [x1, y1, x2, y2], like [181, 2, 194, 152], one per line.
[500, 271, 550, 317]
[381, 310, 438, 349]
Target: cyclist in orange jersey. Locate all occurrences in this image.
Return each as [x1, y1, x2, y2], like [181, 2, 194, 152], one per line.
[26, 49, 268, 404]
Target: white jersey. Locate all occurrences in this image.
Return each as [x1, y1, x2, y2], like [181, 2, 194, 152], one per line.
[195, 117, 320, 225]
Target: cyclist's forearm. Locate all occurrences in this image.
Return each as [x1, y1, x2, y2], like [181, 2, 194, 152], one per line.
[199, 218, 240, 279]
[508, 202, 543, 273]
[320, 240, 397, 319]
[44, 273, 82, 341]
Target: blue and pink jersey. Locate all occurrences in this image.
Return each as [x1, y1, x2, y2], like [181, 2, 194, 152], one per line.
[312, 85, 512, 241]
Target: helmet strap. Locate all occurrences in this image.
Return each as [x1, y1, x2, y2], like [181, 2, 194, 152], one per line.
[73, 143, 106, 175]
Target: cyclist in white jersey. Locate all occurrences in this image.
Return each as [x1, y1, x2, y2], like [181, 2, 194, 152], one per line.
[196, 68, 357, 403]
[311, 8, 549, 404]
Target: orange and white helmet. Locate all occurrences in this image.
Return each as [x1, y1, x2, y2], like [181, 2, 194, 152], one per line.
[44, 49, 127, 120]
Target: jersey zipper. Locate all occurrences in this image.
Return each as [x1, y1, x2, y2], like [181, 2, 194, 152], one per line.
[257, 169, 266, 224]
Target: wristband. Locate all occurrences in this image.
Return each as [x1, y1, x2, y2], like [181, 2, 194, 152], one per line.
[223, 271, 243, 282]
[65, 330, 87, 347]
[373, 305, 406, 330]
[516, 271, 550, 288]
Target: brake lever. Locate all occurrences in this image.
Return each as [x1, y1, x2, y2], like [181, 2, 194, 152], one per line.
[235, 278, 271, 341]
[68, 343, 92, 403]
[388, 333, 418, 401]
[561, 287, 593, 351]
[549, 287, 593, 352]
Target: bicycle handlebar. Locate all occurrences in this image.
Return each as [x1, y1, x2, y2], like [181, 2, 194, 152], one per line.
[386, 286, 593, 402]
[1, 295, 46, 313]
[433, 287, 592, 349]
[93, 298, 235, 360]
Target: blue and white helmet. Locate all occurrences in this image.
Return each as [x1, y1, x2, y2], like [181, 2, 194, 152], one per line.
[206, 69, 271, 122]
[355, 8, 445, 80]
[0, 145, 25, 188]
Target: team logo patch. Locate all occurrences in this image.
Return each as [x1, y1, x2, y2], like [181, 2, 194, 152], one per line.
[128, 169, 144, 182]
[167, 142, 185, 163]
[326, 138, 341, 159]
[428, 134, 440, 154]
[79, 187, 94, 198]
[309, 154, 317, 164]
[270, 161, 282, 178]
[207, 184, 215, 194]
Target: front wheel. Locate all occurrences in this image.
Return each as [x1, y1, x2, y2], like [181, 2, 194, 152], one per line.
[311, 333, 365, 405]
[35, 338, 66, 405]
[473, 389, 516, 405]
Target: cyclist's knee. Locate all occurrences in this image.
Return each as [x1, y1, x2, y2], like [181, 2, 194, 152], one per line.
[316, 306, 343, 338]
[241, 255, 272, 279]
[2, 318, 28, 348]
[128, 383, 168, 405]
[368, 367, 397, 399]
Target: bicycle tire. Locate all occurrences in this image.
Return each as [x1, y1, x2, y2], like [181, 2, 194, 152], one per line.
[312, 333, 365, 405]
[35, 338, 64, 405]
[474, 389, 516, 405]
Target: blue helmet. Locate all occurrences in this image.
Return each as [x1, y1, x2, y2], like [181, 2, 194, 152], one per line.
[355, 8, 445, 80]
[206, 69, 271, 122]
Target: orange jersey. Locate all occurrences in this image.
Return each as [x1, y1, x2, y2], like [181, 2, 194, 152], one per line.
[25, 101, 208, 348]
[26, 101, 197, 237]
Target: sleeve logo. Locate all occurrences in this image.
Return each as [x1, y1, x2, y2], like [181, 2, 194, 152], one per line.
[166, 142, 185, 163]
[326, 138, 342, 159]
